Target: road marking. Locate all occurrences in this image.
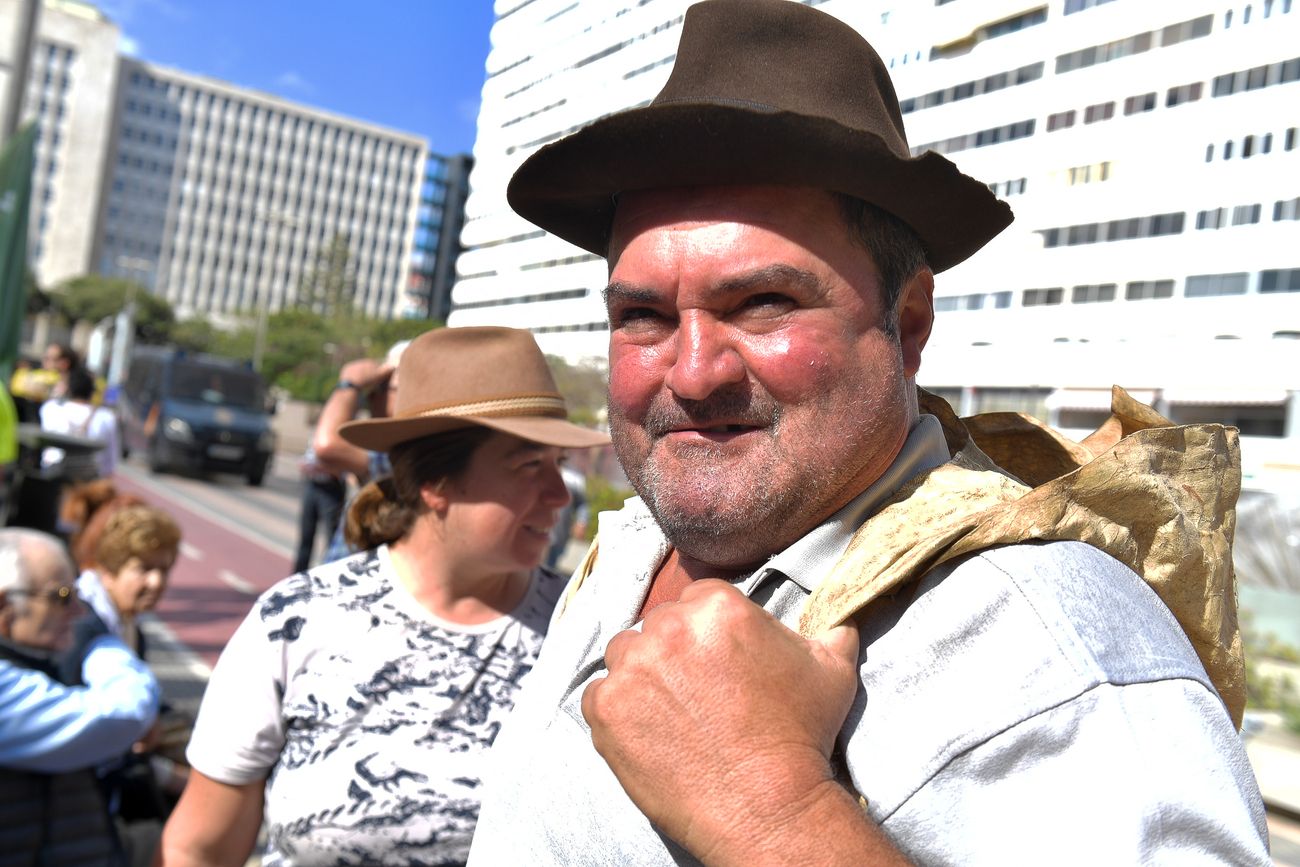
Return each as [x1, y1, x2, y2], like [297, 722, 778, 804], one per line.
[116, 461, 293, 559]
[180, 542, 204, 561]
[218, 569, 258, 595]
[139, 613, 213, 680]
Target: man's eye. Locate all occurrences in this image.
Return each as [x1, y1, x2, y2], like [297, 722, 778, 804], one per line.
[613, 307, 663, 326]
[742, 293, 794, 312]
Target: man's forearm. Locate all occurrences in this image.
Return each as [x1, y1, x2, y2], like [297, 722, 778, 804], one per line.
[691, 778, 912, 867]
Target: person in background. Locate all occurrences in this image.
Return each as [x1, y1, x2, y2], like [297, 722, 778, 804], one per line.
[544, 462, 588, 571]
[56, 494, 184, 866]
[160, 326, 608, 867]
[9, 354, 53, 422]
[42, 342, 80, 401]
[39, 365, 119, 480]
[0, 379, 17, 522]
[0, 527, 160, 865]
[291, 442, 346, 574]
[312, 338, 412, 563]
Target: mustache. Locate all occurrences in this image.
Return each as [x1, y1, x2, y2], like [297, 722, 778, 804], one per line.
[640, 387, 780, 437]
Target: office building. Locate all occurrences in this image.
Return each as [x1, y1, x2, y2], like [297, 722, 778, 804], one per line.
[0, 0, 434, 321]
[454, 0, 1300, 485]
[99, 58, 427, 320]
[0, 0, 119, 287]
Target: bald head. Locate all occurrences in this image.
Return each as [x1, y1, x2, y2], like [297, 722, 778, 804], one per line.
[0, 529, 79, 651]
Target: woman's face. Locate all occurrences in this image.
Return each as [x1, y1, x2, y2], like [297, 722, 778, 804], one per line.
[436, 431, 572, 577]
[102, 549, 176, 617]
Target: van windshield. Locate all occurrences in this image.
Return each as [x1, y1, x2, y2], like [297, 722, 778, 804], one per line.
[171, 362, 264, 410]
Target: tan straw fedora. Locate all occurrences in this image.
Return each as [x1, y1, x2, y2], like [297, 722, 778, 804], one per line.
[507, 0, 1013, 273]
[338, 327, 609, 452]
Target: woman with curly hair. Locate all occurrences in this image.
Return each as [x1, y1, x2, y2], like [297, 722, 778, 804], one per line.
[58, 487, 184, 866]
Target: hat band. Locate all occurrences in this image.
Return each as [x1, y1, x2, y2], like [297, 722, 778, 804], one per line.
[400, 394, 568, 421]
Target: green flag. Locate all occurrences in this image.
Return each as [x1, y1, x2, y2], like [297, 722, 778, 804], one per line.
[0, 121, 36, 384]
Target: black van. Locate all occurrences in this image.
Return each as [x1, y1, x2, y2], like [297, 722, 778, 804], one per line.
[118, 347, 276, 486]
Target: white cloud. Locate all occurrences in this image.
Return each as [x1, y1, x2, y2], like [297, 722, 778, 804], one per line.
[119, 34, 141, 56]
[273, 71, 313, 95]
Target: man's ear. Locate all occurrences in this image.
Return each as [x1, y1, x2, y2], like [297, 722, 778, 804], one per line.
[896, 268, 935, 379]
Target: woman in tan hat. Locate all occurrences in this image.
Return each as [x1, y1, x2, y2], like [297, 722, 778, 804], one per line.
[161, 327, 608, 867]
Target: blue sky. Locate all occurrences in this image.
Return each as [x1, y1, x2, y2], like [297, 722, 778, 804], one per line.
[96, 0, 496, 157]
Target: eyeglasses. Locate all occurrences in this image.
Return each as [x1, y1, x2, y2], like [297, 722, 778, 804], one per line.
[10, 585, 76, 607]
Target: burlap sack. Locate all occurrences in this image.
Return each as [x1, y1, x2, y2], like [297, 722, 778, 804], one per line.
[800, 386, 1244, 727]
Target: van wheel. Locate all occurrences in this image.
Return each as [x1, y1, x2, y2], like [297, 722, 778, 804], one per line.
[246, 465, 266, 487]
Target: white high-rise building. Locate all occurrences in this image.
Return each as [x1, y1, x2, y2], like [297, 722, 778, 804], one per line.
[0, 0, 120, 287]
[455, 0, 1300, 484]
[0, 0, 431, 321]
[99, 59, 428, 320]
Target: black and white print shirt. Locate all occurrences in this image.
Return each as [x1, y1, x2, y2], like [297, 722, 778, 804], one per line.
[187, 546, 565, 866]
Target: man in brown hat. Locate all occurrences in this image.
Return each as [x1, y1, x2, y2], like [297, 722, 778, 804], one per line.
[468, 1, 1269, 864]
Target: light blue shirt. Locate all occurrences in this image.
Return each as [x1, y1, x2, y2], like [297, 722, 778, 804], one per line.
[0, 635, 160, 774]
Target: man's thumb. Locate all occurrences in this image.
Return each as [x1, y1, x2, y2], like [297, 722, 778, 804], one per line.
[812, 618, 861, 668]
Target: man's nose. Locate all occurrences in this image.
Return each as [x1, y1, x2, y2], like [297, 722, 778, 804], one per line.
[664, 315, 745, 401]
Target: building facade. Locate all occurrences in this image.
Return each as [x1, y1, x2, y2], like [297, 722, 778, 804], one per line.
[408, 151, 472, 321]
[0, 0, 435, 321]
[98, 59, 427, 320]
[454, 0, 1300, 486]
[0, 0, 119, 287]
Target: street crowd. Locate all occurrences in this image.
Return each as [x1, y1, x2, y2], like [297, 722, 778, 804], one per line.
[0, 1, 1276, 864]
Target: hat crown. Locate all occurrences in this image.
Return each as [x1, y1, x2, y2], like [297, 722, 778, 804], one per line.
[658, 0, 908, 158]
[394, 326, 563, 419]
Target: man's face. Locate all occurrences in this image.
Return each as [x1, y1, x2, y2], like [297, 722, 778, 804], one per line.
[605, 185, 932, 568]
[3, 552, 81, 652]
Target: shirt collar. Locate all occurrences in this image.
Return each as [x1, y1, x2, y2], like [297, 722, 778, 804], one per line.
[755, 413, 951, 595]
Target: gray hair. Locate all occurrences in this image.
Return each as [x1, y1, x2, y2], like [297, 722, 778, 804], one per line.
[832, 193, 930, 338]
[0, 529, 74, 615]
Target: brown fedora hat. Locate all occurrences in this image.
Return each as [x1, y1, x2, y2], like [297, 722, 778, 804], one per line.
[338, 327, 610, 452]
[507, 0, 1012, 273]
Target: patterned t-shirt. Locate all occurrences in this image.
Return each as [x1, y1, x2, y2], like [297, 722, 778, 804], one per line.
[187, 545, 565, 866]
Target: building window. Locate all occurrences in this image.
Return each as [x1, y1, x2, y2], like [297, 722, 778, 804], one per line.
[1259, 268, 1300, 293]
[1084, 101, 1114, 123]
[1231, 203, 1262, 225]
[1275, 197, 1300, 221]
[1196, 208, 1226, 229]
[1123, 92, 1156, 115]
[1125, 279, 1175, 300]
[1166, 82, 1204, 107]
[1071, 283, 1116, 303]
[1185, 273, 1249, 297]
[1024, 287, 1064, 306]
[1047, 110, 1076, 131]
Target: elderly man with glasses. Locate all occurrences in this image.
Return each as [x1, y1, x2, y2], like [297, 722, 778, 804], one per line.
[0, 527, 160, 865]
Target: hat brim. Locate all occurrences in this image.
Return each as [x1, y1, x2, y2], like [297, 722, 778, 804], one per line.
[508, 102, 1013, 273]
[338, 413, 610, 453]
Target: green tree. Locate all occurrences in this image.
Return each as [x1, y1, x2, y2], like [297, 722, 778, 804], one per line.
[296, 234, 357, 319]
[170, 317, 221, 353]
[545, 355, 608, 426]
[51, 274, 174, 343]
